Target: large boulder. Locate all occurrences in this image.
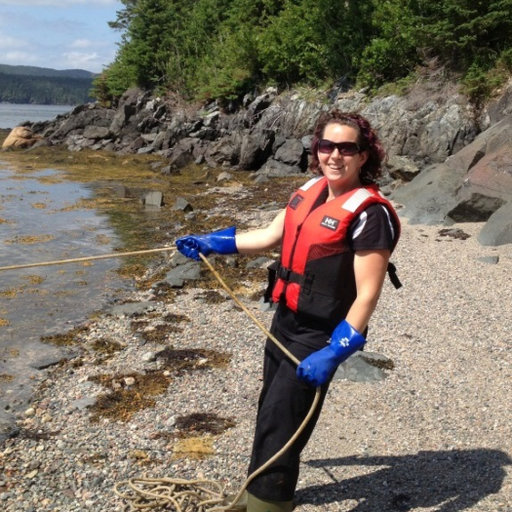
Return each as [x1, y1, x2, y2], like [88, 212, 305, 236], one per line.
[1, 126, 41, 149]
[204, 132, 243, 167]
[47, 104, 114, 143]
[238, 129, 275, 170]
[392, 115, 512, 244]
[477, 202, 512, 246]
[109, 87, 150, 135]
[361, 93, 477, 166]
[167, 137, 197, 170]
[274, 138, 307, 169]
[464, 145, 512, 202]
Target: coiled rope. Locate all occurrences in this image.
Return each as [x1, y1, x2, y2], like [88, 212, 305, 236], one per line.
[0, 247, 321, 511]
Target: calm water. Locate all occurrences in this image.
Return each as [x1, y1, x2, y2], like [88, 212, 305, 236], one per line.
[0, 103, 75, 129]
[0, 164, 130, 412]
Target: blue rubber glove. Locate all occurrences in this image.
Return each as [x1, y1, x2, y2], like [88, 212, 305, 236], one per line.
[297, 320, 366, 387]
[175, 226, 238, 261]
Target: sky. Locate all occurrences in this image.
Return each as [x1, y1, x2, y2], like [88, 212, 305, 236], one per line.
[0, 0, 123, 74]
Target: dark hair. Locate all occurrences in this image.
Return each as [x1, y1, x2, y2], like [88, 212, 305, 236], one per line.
[309, 110, 386, 185]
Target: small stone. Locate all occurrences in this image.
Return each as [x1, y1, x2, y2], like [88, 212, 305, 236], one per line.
[142, 351, 156, 362]
[477, 255, 499, 264]
[24, 407, 35, 417]
[217, 171, 233, 182]
[41, 413, 52, 423]
[71, 397, 96, 410]
[123, 376, 136, 386]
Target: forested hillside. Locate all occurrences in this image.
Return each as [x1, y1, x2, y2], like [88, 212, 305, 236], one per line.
[94, 0, 512, 106]
[0, 64, 95, 105]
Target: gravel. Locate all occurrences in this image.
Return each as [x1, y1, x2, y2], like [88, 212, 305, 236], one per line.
[1, 218, 511, 511]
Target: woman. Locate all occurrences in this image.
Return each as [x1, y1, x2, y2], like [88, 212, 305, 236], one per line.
[176, 111, 400, 512]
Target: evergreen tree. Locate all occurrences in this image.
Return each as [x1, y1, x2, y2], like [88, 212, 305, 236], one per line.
[91, 0, 512, 104]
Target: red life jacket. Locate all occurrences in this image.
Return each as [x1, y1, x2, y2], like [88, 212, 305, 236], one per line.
[271, 176, 401, 324]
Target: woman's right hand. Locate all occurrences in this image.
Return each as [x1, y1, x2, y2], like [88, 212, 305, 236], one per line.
[175, 226, 238, 260]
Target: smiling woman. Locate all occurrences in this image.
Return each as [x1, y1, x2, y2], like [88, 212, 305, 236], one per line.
[175, 109, 401, 511]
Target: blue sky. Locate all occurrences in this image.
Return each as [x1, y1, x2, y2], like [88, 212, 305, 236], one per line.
[0, 0, 123, 73]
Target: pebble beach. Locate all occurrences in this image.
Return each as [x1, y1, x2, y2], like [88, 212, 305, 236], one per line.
[1, 209, 511, 511]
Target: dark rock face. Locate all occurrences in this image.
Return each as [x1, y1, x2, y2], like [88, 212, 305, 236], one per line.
[28, 85, 485, 178]
[238, 129, 275, 170]
[447, 193, 506, 222]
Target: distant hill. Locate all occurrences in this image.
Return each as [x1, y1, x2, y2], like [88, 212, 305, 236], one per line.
[0, 64, 97, 105]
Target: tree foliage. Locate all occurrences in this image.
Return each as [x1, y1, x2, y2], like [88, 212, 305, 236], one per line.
[92, 0, 512, 105]
[0, 72, 93, 104]
[355, 0, 420, 89]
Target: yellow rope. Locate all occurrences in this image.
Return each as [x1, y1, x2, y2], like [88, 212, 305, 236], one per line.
[198, 253, 299, 366]
[114, 478, 226, 511]
[114, 254, 321, 511]
[0, 246, 177, 272]
[0, 245, 321, 510]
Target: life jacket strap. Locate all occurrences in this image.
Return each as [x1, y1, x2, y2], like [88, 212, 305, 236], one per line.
[387, 262, 402, 289]
[263, 261, 280, 303]
[264, 260, 402, 304]
[264, 261, 305, 303]
[276, 265, 304, 285]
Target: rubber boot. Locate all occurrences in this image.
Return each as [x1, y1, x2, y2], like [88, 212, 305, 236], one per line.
[246, 492, 294, 512]
[222, 490, 248, 511]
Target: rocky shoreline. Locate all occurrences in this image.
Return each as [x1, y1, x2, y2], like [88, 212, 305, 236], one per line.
[1, 191, 512, 510]
[1, 80, 512, 510]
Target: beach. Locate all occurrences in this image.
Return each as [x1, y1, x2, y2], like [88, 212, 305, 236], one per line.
[1, 209, 511, 511]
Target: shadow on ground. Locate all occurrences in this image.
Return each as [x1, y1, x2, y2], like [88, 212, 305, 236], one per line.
[298, 449, 511, 511]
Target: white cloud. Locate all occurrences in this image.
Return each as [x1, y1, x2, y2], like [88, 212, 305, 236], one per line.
[63, 39, 115, 70]
[61, 50, 114, 71]
[63, 50, 98, 64]
[0, 34, 30, 49]
[70, 38, 93, 49]
[2, 51, 37, 64]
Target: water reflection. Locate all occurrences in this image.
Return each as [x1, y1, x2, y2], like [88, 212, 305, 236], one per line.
[0, 166, 131, 411]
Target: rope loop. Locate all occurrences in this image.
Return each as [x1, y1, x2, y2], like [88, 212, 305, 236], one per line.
[119, 254, 321, 511]
[114, 477, 227, 511]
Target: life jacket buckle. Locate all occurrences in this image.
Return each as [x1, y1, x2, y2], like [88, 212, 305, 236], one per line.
[278, 266, 292, 282]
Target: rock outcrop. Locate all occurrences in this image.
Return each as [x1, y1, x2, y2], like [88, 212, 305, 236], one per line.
[7, 77, 512, 244]
[24, 82, 485, 177]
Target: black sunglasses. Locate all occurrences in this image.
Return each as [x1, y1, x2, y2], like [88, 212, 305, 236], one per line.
[318, 139, 360, 156]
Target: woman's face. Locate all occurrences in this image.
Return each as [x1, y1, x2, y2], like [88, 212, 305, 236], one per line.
[317, 122, 368, 193]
